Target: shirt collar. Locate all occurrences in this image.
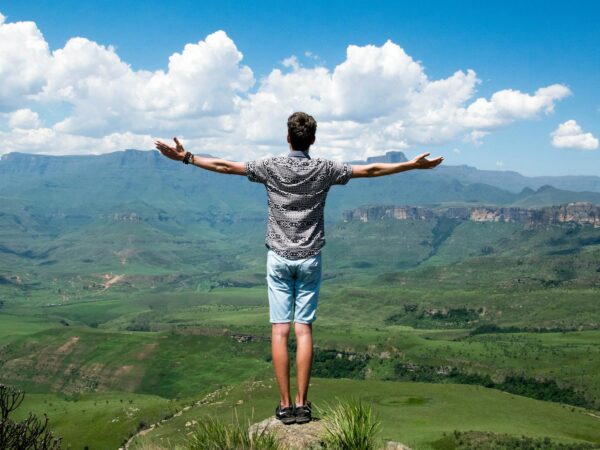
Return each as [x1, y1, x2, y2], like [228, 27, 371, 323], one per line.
[288, 149, 311, 159]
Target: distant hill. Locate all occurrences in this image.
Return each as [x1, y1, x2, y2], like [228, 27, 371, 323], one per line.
[1, 149, 600, 228]
[348, 150, 600, 193]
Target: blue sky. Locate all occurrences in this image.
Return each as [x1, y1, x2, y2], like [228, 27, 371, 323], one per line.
[1, 0, 599, 176]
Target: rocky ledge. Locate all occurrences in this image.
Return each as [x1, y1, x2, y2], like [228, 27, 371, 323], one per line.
[249, 416, 412, 450]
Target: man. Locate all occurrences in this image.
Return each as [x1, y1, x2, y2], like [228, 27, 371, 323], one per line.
[155, 111, 443, 425]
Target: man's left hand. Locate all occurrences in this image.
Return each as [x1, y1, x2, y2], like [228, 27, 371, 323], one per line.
[409, 152, 444, 169]
[155, 137, 186, 161]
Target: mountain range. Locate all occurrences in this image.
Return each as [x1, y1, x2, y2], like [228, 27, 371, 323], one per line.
[1, 149, 600, 230]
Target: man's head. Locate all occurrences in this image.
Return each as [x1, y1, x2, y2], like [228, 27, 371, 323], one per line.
[287, 112, 316, 151]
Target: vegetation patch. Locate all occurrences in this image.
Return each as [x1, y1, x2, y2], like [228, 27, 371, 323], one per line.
[319, 398, 382, 450]
[391, 361, 597, 410]
[311, 348, 371, 379]
[469, 323, 592, 335]
[385, 304, 483, 328]
[0, 384, 63, 450]
[187, 415, 277, 450]
[432, 430, 600, 450]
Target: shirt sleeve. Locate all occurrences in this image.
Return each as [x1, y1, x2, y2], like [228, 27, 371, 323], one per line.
[245, 159, 270, 184]
[329, 161, 353, 186]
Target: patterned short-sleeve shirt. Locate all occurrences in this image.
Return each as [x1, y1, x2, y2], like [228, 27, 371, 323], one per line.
[245, 151, 353, 259]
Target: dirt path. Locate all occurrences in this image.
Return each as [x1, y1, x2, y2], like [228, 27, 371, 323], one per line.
[101, 274, 124, 291]
[119, 386, 232, 450]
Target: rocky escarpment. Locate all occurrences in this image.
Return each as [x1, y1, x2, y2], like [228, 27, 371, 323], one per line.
[342, 202, 600, 228]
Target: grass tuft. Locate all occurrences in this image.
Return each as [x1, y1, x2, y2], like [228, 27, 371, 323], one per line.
[319, 397, 382, 450]
[186, 410, 278, 450]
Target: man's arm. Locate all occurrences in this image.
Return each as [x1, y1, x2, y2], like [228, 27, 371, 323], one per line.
[154, 137, 246, 175]
[351, 152, 444, 178]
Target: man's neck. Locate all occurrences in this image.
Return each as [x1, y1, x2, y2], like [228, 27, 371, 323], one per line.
[288, 149, 311, 159]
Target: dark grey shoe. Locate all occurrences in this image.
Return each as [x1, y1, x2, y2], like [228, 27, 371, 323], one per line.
[294, 401, 312, 424]
[275, 403, 296, 425]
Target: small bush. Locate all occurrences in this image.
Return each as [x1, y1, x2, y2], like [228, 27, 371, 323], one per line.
[187, 413, 277, 450]
[0, 384, 62, 450]
[319, 398, 381, 450]
[451, 430, 598, 449]
[129, 433, 183, 450]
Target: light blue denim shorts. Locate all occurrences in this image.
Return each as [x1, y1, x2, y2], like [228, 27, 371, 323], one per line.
[266, 249, 322, 324]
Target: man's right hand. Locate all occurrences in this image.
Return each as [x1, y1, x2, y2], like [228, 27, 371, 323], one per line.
[409, 152, 444, 169]
[155, 137, 186, 161]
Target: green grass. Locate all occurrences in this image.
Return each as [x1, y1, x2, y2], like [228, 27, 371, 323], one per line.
[320, 398, 382, 449]
[186, 414, 278, 450]
[0, 326, 272, 399]
[10, 391, 178, 450]
[0, 313, 63, 340]
[129, 378, 600, 450]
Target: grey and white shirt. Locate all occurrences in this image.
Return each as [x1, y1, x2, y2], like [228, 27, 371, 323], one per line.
[245, 150, 353, 259]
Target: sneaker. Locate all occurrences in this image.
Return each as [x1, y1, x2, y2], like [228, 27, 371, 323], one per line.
[294, 401, 312, 424]
[275, 403, 296, 425]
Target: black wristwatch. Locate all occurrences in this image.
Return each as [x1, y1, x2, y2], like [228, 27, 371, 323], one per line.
[182, 151, 194, 164]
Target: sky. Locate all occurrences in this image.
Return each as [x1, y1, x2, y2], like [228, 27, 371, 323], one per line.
[0, 0, 599, 176]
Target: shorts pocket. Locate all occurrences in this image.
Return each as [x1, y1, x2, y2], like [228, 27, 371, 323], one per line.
[298, 254, 322, 283]
[267, 252, 291, 280]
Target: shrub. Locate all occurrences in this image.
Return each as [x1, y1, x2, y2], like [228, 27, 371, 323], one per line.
[451, 430, 598, 449]
[187, 413, 277, 450]
[319, 398, 382, 450]
[0, 384, 62, 450]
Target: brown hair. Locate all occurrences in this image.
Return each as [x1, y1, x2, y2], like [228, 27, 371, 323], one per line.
[287, 112, 317, 151]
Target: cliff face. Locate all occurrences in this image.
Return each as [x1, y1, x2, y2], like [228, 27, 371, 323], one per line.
[342, 205, 436, 222]
[342, 202, 600, 228]
[543, 202, 600, 227]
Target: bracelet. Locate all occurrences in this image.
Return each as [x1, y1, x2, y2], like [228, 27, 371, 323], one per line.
[182, 151, 194, 165]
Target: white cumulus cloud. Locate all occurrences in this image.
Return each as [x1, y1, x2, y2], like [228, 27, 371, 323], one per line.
[551, 120, 599, 150]
[36, 30, 254, 137]
[0, 13, 51, 110]
[7, 108, 41, 129]
[0, 11, 572, 159]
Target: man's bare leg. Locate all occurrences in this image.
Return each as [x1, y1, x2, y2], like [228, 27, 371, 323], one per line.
[294, 322, 313, 405]
[272, 323, 292, 407]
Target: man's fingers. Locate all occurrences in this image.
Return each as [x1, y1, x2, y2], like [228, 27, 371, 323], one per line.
[156, 143, 175, 154]
[417, 152, 430, 160]
[156, 141, 173, 151]
[429, 157, 444, 167]
[154, 139, 180, 153]
[173, 137, 183, 149]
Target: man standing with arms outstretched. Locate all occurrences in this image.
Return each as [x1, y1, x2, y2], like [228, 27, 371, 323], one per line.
[155, 112, 443, 425]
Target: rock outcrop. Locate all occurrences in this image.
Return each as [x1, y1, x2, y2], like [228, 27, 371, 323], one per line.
[249, 417, 326, 450]
[342, 202, 600, 228]
[248, 416, 412, 450]
[342, 205, 436, 223]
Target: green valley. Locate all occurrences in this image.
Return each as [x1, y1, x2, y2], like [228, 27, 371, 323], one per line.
[1, 149, 600, 449]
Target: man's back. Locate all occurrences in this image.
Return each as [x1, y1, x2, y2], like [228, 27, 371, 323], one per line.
[245, 152, 352, 259]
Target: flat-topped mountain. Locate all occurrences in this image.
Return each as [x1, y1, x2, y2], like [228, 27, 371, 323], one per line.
[349, 151, 600, 193]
